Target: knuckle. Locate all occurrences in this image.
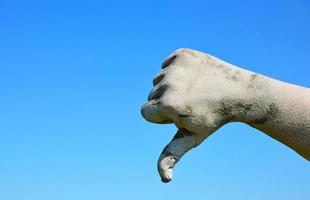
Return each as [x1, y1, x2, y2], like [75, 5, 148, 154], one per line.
[174, 48, 196, 56]
[152, 71, 165, 86]
[174, 48, 190, 54]
[161, 48, 197, 71]
[161, 54, 177, 69]
[148, 83, 169, 101]
[141, 100, 173, 124]
[141, 100, 160, 120]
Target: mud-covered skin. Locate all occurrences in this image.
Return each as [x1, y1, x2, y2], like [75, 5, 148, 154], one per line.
[141, 48, 310, 183]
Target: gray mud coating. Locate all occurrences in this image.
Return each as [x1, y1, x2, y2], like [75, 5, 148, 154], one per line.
[141, 48, 310, 182]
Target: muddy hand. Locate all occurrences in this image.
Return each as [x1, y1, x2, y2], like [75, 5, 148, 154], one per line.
[141, 49, 242, 182]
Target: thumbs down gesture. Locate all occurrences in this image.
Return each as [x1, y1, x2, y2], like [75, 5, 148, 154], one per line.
[141, 49, 236, 182]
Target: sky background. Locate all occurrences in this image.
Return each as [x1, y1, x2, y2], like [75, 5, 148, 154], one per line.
[0, 0, 310, 199]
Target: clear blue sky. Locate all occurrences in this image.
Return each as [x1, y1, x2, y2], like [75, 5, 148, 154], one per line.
[0, 0, 309, 199]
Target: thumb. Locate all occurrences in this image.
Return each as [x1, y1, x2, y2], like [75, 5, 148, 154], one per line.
[157, 128, 203, 183]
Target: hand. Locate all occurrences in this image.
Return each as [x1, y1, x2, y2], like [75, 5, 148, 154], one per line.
[141, 49, 234, 182]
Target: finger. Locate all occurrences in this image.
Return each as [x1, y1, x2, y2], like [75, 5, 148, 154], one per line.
[162, 54, 177, 69]
[152, 70, 166, 86]
[141, 99, 173, 124]
[157, 128, 203, 183]
[148, 83, 168, 101]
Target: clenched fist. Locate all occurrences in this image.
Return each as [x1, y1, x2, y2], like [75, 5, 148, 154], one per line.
[141, 48, 310, 182]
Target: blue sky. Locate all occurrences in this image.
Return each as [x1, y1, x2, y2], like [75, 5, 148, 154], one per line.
[0, 0, 310, 199]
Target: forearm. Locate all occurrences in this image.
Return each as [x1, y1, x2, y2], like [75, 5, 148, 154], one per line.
[205, 57, 310, 160]
[249, 77, 310, 160]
